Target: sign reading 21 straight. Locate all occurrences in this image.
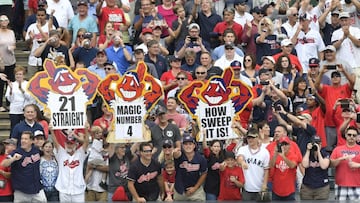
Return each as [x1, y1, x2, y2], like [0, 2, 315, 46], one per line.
[28, 59, 100, 130]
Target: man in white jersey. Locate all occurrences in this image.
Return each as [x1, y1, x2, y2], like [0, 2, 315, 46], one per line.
[51, 127, 89, 202]
[236, 128, 270, 201]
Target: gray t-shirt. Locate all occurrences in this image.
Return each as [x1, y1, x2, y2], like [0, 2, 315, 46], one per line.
[150, 123, 181, 159]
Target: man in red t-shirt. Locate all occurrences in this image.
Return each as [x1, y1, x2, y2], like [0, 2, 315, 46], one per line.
[330, 126, 360, 200]
[266, 125, 302, 200]
[315, 66, 354, 151]
[96, 0, 129, 35]
[269, 135, 302, 200]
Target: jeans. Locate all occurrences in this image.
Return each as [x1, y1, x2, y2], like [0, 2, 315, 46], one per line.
[206, 193, 217, 201]
[45, 189, 59, 201]
[272, 192, 295, 201]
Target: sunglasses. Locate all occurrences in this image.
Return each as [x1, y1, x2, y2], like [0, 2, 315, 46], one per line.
[245, 59, 252, 62]
[163, 145, 172, 149]
[225, 47, 234, 50]
[292, 13, 298, 17]
[347, 133, 358, 137]
[260, 23, 269, 26]
[77, 34, 84, 38]
[142, 149, 152, 153]
[196, 71, 206, 75]
[177, 77, 186, 80]
[104, 67, 114, 71]
[331, 75, 340, 78]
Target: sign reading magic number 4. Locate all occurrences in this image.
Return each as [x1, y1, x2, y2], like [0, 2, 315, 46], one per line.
[59, 96, 75, 111]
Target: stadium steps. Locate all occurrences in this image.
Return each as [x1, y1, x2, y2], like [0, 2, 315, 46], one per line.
[0, 40, 29, 141]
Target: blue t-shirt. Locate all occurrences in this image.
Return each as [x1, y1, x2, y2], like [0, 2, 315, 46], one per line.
[106, 45, 133, 75]
[174, 151, 207, 194]
[72, 47, 98, 67]
[196, 11, 222, 43]
[68, 15, 99, 43]
[10, 146, 43, 194]
[254, 34, 281, 65]
[144, 54, 168, 78]
[293, 125, 317, 155]
[303, 148, 330, 188]
[11, 121, 44, 147]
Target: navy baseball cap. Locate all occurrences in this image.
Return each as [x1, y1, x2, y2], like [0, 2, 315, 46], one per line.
[230, 60, 242, 70]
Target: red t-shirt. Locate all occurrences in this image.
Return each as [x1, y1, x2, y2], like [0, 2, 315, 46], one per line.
[98, 35, 114, 48]
[93, 115, 113, 131]
[272, 53, 302, 72]
[304, 107, 327, 147]
[28, 0, 38, 13]
[162, 170, 176, 183]
[0, 155, 12, 196]
[318, 84, 352, 127]
[330, 144, 360, 187]
[272, 150, 302, 196]
[266, 140, 302, 182]
[98, 7, 126, 35]
[218, 166, 245, 200]
[213, 21, 243, 44]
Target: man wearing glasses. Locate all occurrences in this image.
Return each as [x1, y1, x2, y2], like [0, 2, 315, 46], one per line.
[330, 126, 360, 200]
[214, 42, 243, 70]
[291, 13, 325, 75]
[128, 142, 163, 202]
[281, 7, 299, 39]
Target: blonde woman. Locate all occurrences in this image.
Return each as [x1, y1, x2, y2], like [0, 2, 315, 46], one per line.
[255, 17, 281, 65]
[0, 15, 16, 112]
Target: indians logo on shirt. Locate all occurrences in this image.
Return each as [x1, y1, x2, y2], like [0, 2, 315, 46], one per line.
[179, 161, 200, 172]
[137, 171, 158, 183]
[276, 160, 289, 172]
[63, 160, 80, 169]
[21, 153, 41, 167]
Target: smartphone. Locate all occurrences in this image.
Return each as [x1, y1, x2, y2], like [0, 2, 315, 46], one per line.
[274, 104, 282, 111]
[260, 81, 269, 85]
[341, 101, 350, 109]
[327, 65, 337, 70]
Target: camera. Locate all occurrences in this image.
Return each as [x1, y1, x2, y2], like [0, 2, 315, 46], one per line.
[260, 80, 269, 85]
[311, 142, 318, 151]
[327, 65, 337, 70]
[190, 36, 198, 42]
[83, 39, 91, 49]
[83, 32, 93, 39]
[340, 99, 350, 109]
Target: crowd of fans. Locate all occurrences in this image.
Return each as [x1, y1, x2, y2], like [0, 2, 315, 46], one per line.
[0, 0, 359, 201]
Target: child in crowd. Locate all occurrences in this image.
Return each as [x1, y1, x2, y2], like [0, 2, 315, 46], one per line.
[85, 126, 107, 185]
[162, 159, 176, 201]
[218, 151, 245, 201]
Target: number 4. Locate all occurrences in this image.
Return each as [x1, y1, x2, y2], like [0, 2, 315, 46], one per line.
[127, 126, 133, 136]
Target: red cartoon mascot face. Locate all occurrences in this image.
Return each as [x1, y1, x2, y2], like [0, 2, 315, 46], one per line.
[50, 68, 80, 94]
[201, 78, 230, 106]
[117, 72, 143, 101]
